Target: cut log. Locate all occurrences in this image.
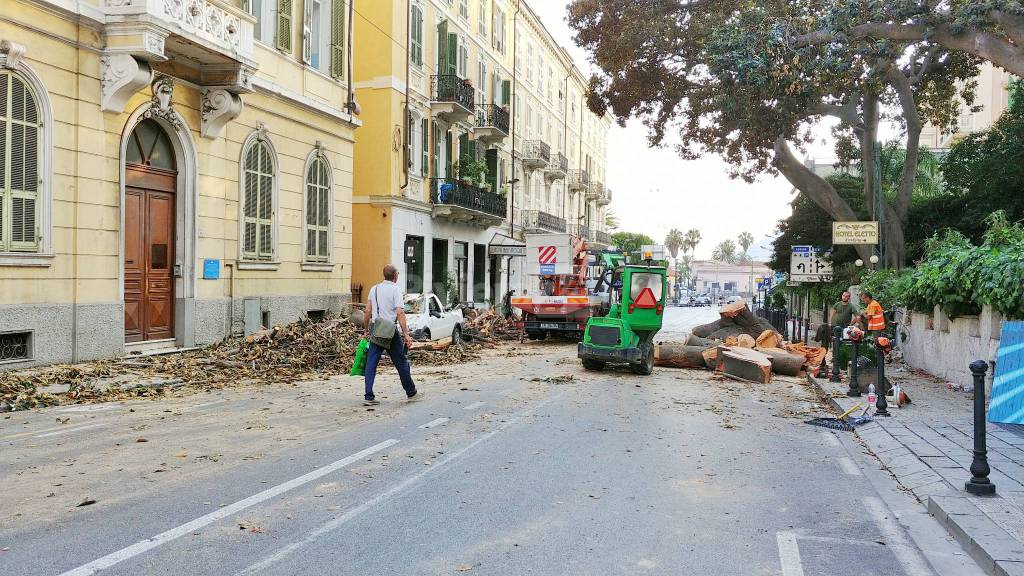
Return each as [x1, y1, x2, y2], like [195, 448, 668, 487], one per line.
[723, 336, 739, 347]
[691, 319, 723, 338]
[755, 330, 781, 349]
[409, 336, 452, 351]
[754, 347, 806, 376]
[736, 334, 756, 348]
[719, 299, 748, 318]
[720, 348, 773, 384]
[784, 343, 828, 368]
[654, 344, 709, 369]
[684, 334, 718, 348]
[701, 347, 719, 370]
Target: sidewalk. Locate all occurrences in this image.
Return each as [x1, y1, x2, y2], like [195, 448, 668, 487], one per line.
[809, 367, 1024, 576]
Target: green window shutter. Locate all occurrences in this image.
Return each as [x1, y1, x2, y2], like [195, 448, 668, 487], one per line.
[447, 33, 458, 76]
[243, 139, 276, 260]
[501, 80, 510, 107]
[436, 20, 448, 77]
[458, 134, 470, 178]
[305, 155, 330, 261]
[242, 144, 259, 258]
[411, 6, 423, 67]
[485, 149, 497, 192]
[4, 73, 40, 252]
[330, 0, 346, 79]
[445, 130, 453, 178]
[420, 118, 429, 177]
[431, 120, 440, 178]
[276, 0, 293, 53]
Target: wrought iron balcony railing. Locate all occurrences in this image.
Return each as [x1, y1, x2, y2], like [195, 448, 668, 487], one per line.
[431, 75, 476, 112]
[587, 180, 604, 200]
[522, 210, 567, 233]
[595, 230, 613, 245]
[568, 169, 589, 191]
[476, 104, 510, 135]
[567, 224, 591, 241]
[430, 178, 507, 219]
[545, 152, 568, 178]
[522, 140, 551, 166]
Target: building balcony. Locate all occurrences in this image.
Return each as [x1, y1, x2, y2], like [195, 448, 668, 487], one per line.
[521, 210, 567, 234]
[567, 224, 591, 241]
[568, 169, 589, 192]
[475, 104, 509, 145]
[98, 0, 258, 123]
[522, 140, 550, 169]
[587, 180, 604, 201]
[597, 186, 612, 206]
[544, 152, 568, 181]
[431, 75, 476, 124]
[594, 230, 613, 248]
[430, 178, 507, 227]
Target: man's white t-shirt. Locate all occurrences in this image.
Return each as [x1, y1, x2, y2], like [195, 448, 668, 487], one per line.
[368, 280, 403, 323]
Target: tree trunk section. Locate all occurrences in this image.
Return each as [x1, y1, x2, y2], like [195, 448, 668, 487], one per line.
[654, 344, 711, 369]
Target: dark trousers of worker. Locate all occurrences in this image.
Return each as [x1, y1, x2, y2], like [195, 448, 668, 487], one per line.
[364, 336, 417, 401]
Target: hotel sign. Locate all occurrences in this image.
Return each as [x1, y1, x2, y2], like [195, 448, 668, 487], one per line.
[833, 221, 879, 245]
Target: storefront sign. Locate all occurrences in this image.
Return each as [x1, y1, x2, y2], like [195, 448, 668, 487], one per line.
[489, 245, 526, 256]
[833, 221, 879, 245]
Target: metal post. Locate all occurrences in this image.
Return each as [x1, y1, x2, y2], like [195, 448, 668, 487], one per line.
[830, 325, 843, 383]
[847, 338, 861, 397]
[875, 338, 890, 416]
[965, 360, 996, 495]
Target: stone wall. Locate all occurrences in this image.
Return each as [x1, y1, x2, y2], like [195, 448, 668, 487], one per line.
[902, 305, 1004, 387]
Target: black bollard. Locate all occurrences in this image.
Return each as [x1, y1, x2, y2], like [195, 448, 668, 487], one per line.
[965, 360, 996, 495]
[804, 317, 811, 345]
[847, 337, 861, 397]
[830, 325, 843, 383]
[875, 338, 890, 416]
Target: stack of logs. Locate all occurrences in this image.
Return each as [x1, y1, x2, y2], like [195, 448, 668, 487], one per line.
[654, 300, 826, 384]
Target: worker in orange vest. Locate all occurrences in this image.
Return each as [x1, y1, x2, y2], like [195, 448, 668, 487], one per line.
[858, 291, 886, 334]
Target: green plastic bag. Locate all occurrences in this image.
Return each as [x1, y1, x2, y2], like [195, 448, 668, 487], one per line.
[350, 338, 370, 377]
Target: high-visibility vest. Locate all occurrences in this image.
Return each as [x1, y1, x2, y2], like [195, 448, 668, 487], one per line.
[866, 300, 885, 331]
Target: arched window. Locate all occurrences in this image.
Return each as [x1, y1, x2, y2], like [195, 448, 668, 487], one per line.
[240, 134, 276, 261]
[1, 70, 42, 253]
[304, 151, 331, 262]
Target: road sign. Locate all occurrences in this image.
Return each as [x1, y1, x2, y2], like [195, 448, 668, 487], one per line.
[790, 245, 833, 282]
[774, 272, 785, 285]
[833, 221, 879, 245]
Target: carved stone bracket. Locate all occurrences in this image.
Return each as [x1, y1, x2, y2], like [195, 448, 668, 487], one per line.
[101, 53, 153, 113]
[0, 40, 27, 69]
[201, 87, 243, 139]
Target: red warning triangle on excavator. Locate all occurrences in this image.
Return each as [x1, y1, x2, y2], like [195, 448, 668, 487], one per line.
[633, 287, 658, 309]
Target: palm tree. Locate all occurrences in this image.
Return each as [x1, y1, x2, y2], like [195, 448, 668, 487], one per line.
[737, 231, 754, 262]
[712, 239, 738, 263]
[684, 229, 702, 259]
[878, 143, 944, 199]
[665, 228, 685, 260]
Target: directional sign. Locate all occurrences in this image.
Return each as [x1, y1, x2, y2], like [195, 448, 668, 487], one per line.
[790, 245, 833, 283]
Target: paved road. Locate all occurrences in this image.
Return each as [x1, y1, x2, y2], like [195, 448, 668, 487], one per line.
[0, 310, 984, 575]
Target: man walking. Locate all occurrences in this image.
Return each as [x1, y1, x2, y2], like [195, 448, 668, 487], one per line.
[363, 265, 422, 406]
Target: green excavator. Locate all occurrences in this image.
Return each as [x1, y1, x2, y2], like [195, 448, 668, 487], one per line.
[578, 245, 668, 375]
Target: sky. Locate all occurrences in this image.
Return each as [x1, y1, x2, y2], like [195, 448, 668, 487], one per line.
[529, 2, 809, 261]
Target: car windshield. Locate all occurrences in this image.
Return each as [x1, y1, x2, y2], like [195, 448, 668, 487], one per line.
[404, 298, 425, 314]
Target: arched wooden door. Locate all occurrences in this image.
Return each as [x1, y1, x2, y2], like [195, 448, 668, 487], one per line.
[124, 119, 177, 343]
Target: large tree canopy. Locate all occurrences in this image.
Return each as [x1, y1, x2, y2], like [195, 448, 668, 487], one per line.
[569, 0, 981, 268]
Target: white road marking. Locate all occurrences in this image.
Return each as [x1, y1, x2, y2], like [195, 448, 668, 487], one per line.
[57, 438, 400, 576]
[463, 401, 485, 411]
[58, 404, 121, 413]
[191, 399, 226, 409]
[820, 430, 841, 447]
[838, 457, 863, 476]
[863, 496, 933, 576]
[236, 396, 559, 575]
[776, 531, 805, 576]
[418, 417, 450, 429]
[35, 423, 107, 438]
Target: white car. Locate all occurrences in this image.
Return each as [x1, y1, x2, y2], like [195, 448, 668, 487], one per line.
[404, 293, 465, 343]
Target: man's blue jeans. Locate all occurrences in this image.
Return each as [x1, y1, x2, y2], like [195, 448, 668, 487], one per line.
[364, 336, 417, 401]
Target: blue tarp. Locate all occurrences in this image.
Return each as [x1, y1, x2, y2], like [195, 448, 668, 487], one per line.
[989, 321, 1024, 424]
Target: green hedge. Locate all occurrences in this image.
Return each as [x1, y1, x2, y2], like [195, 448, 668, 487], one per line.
[861, 213, 1024, 320]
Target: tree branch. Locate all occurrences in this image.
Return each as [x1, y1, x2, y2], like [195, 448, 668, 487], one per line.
[991, 10, 1024, 46]
[885, 66, 923, 224]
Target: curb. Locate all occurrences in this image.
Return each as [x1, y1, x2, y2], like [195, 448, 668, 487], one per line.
[807, 373, 1024, 576]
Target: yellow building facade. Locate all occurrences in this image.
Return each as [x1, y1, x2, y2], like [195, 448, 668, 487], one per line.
[352, 0, 612, 305]
[1, 0, 359, 367]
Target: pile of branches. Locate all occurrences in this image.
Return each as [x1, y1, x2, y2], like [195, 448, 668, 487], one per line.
[460, 307, 524, 343]
[0, 313, 496, 412]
